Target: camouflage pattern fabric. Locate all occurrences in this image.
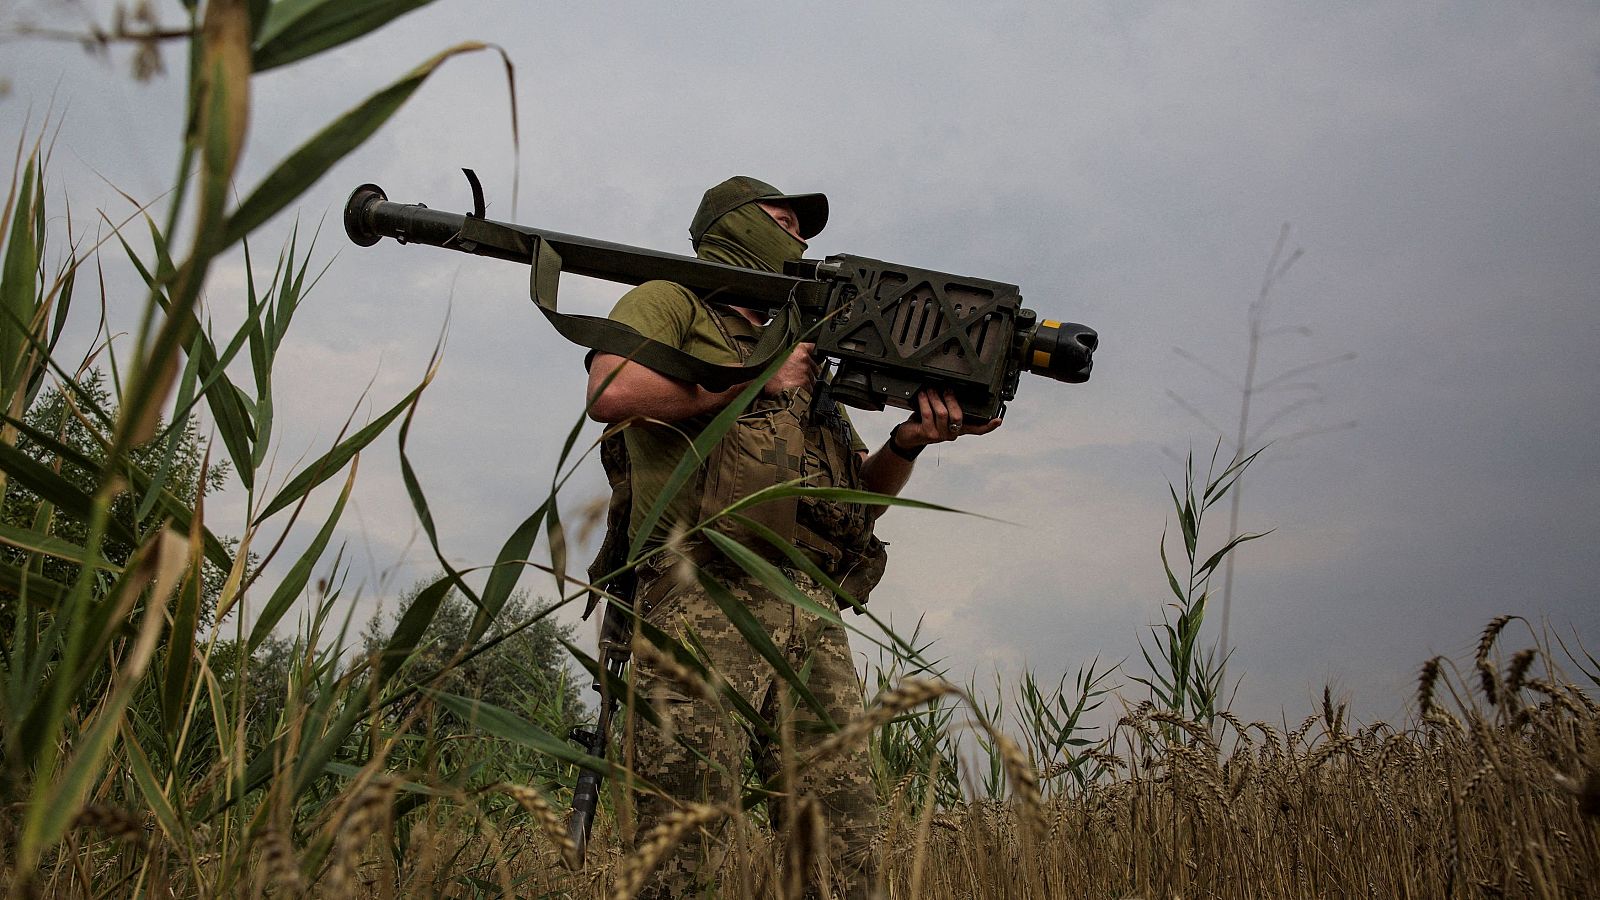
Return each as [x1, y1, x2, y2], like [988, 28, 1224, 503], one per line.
[627, 560, 879, 900]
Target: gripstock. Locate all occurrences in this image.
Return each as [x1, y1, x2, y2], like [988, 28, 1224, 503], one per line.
[343, 174, 1097, 421]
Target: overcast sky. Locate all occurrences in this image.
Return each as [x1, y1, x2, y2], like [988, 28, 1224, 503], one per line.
[3, 0, 1597, 727]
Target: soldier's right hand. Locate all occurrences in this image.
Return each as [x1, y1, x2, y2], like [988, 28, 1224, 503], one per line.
[762, 342, 820, 396]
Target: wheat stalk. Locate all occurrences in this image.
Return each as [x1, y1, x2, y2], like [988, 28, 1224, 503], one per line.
[71, 805, 146, 848]
[256, 824, 304, 895]
[807, 677, 960, 765]
[631, 633, 720, 707]
[1505, 648, 1539, 698]
[609, 803, 728, 900]
[782, 796, 824, 900]
[494, 781, 582, 870]
[1083, 747, 1127, 771]
[1475, 615, 1515, 666]
[1149, 710, 1221, 757]
[981, 724, 1048, 839]
[1417, 656, 1444, 717]
[322, 774, 398, 895]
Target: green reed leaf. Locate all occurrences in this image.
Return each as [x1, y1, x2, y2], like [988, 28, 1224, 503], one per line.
[255, 378, 424, 523]
[559, 637, 659, 730]
[393, 355, 484, 618]
[431, 691, 616, 777]
[0, 156, 39, 401]
[287, 697, 368, 801]
[702, 529, 844, 630]
[19, 530, 184, 869]
[134, 329, 205, 522]
[2, 413, 235, 575]
[374, 573, 451, 686]
[115, 219, 259, 490]
[627, 613, 778, 743]
[626, 345, 789, 563]
[721, 484, 973, 518]
[534, 399, 599, 611]
[1196, 530, 1272, 583]
[1159, 531, 1185, 604]
[476, 500, 549, 640]
[253, 0, 437, 72]
[108, 0, 251, 455]
[0, 520, 120, 572]
[224, 41, 496, 245]
[120, 723, 185, 843]
[545, 487, 569, 602]
[0, 439, 139, 549]
[1171, 483, 1197, 561]
[323, 761, 447, 796]
[161, 507, 206, 738]
[1202, 445, 1265, 511]
[247, 459, 356, 651]
[0, 558, 68, 606]
[717, 513, 936, 669]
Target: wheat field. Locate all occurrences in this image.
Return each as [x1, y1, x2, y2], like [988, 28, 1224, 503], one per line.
[13, 619, 1594, 898]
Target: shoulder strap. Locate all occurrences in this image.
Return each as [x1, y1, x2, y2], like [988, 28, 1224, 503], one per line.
[516, 230, 800, 389]
[700, 296, 758, 365]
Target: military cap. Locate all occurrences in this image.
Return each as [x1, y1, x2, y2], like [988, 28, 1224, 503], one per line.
[689, 176, 829, 245]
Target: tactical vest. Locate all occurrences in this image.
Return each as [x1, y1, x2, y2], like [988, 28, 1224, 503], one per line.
[584, 304, 888, 620]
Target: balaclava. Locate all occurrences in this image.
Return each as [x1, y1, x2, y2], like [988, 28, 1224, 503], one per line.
[693, 202, 808, 274]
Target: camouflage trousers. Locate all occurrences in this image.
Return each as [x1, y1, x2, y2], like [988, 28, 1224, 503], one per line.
[624, 561, 879, 900]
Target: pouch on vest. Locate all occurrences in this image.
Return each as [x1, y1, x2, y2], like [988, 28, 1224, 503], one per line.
[837, 534, 889, 610]
[698, 394, 804, 554]
[797, 392, 874, 555]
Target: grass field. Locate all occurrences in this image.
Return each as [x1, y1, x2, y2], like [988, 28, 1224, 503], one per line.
[13, 619, 1595, 898]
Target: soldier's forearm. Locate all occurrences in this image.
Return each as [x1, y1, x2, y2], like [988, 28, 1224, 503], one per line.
[586, 353, 751, 423]
[860, 437, 916, 512]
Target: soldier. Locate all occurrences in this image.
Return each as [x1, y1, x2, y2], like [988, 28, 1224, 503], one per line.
[585, 176, 1000, 898]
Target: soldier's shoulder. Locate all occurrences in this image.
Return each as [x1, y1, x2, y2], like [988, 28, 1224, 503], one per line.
[612, 280, 701, 326]
[627, 280, 698, 303]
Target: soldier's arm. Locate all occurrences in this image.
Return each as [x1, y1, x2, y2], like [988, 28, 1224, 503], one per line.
[586, 343, 818, 424]
[859, 388, 1002, 509]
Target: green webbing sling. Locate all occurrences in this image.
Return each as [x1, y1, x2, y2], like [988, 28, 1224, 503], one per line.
[453, 215, 806, 390]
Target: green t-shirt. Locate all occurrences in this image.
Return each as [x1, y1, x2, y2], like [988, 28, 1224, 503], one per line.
[606, 281, 865, 544]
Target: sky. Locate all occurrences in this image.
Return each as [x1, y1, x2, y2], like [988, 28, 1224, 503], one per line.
[2, 0, 1597, 728]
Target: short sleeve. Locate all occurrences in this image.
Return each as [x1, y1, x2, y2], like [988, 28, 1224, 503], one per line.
[608, 281, 700, 349]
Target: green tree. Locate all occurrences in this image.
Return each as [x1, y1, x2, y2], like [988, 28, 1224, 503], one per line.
[360, 578, 582, 740]
[0, 369, 232, 620]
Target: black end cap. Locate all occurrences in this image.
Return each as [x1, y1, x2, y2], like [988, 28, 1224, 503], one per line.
[344, 183, 387, 247]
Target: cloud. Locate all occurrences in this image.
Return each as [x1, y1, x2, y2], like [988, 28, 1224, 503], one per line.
[3, 0, 1596, 724]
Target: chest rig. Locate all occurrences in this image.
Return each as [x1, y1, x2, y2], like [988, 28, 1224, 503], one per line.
[584, 302, 888, 621]
[697, 305, 882, 579]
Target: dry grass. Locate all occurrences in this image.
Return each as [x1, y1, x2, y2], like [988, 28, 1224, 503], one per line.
[22, 626, 1595, 900]
[881, 689, 1596, 899]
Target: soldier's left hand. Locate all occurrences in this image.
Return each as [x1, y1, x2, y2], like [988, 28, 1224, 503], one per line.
[896, 388, 1003, 450]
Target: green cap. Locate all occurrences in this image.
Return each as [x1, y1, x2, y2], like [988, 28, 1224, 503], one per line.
[689, 176, 829, 246]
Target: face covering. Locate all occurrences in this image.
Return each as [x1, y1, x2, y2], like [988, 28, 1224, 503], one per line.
[694, 202, 808, 273]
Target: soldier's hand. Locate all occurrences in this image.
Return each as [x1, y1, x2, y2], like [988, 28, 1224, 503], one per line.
[895, 388, 1003, 450]
[762, 343, 820, 396]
